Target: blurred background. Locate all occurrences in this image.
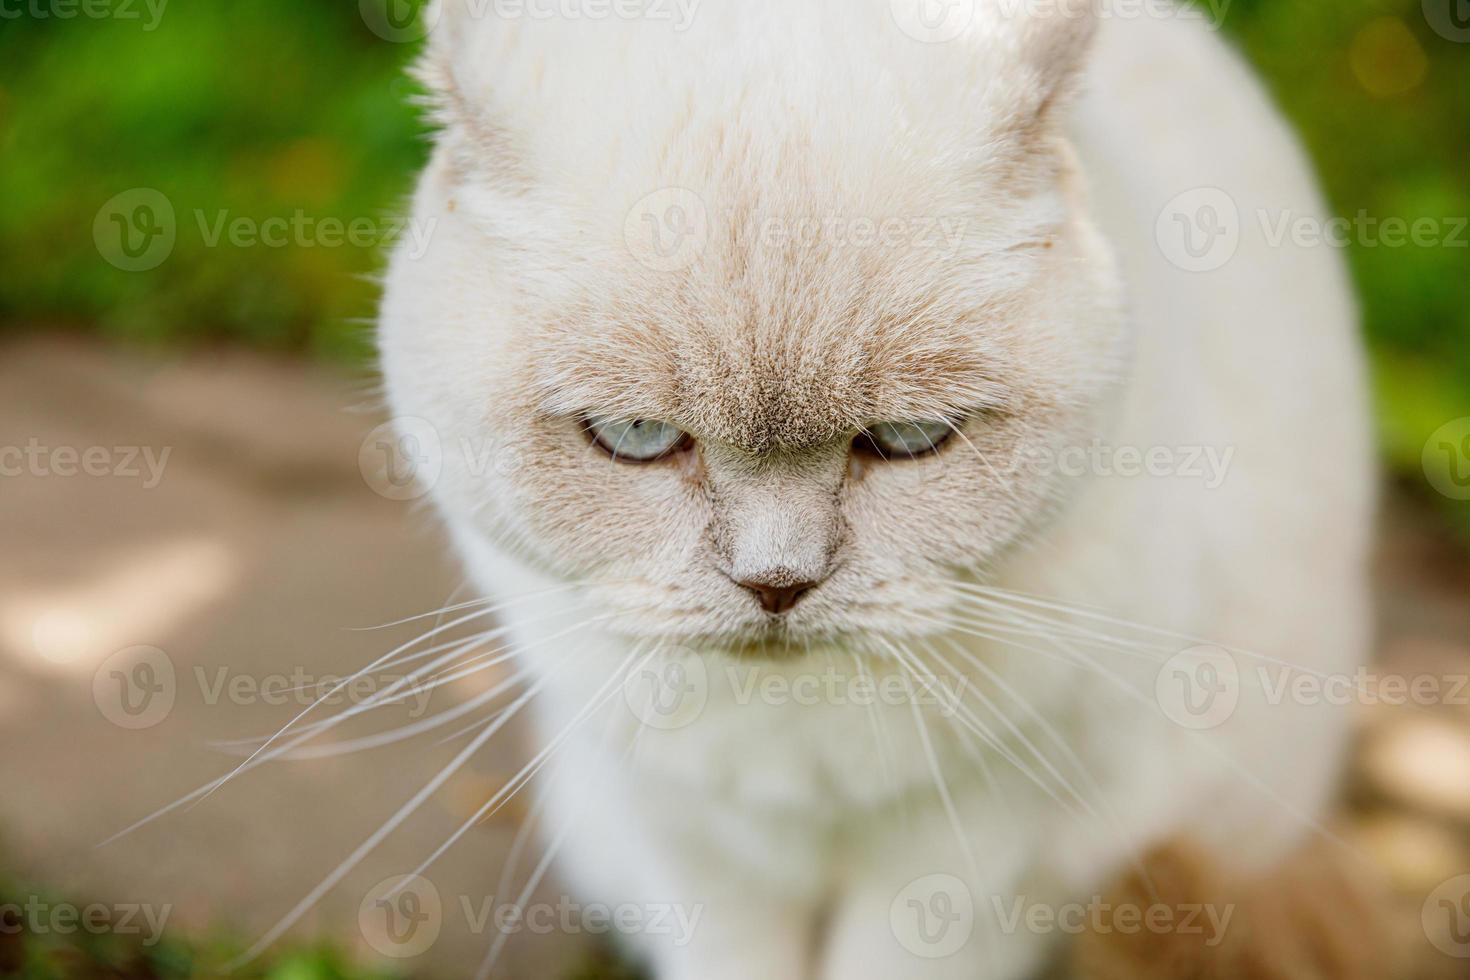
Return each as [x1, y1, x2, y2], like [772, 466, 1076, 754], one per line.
[1, 0, 1468, 977]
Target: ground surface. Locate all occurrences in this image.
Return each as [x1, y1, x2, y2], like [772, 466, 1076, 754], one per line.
[3, 336, 1468, 978]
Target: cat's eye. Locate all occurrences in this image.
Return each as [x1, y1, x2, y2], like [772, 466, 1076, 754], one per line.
[855, 419, 958, 460]
[584, 416, 693, 462]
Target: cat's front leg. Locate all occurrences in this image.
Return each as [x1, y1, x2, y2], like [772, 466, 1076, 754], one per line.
[817, 798, 1051, 980]
[556, 849, 819, 980]
[547, 754, 823, 980]
[612, 848, 819, 980]
[640, 893, 814, 980]
[819, 872, 1057, 980]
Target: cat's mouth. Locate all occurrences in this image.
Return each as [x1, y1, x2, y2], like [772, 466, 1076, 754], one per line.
[582, 562, 968, 657]
[587, 570, 955, 657]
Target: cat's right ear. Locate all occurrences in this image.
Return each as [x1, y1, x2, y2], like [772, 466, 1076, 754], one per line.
[979, 0, 1100, 136]
[940, 0, 1099, 186]
[411, 0, 529, 189]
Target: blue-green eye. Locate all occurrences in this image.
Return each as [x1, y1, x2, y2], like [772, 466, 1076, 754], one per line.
[856, 419, 957, 459]
[585, 416, 693, 462]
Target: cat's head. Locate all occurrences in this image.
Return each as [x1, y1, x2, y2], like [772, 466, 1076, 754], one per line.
[379, 0, 1126, 652]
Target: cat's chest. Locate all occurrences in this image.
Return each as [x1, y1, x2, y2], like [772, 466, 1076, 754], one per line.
[608, 655, 1024, 814]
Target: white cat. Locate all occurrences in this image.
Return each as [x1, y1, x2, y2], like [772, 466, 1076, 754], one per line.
[378, 1, 1374, 976]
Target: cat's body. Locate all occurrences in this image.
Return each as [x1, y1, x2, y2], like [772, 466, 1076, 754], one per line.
[379, 2, 1373, 977]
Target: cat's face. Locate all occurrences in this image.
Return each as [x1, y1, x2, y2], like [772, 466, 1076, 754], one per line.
[379, 1, 1126, 652]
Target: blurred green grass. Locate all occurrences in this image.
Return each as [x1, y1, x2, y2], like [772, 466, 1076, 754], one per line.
[0, 2, 429, 362]
[0, 0, 1466, 476]
[0, 872, 635, 980]
[0, 876, 407, 980]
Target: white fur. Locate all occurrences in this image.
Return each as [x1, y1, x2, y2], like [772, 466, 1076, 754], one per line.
[378, 2, 1373, 976]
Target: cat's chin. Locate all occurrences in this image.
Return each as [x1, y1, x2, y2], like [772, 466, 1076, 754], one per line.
[608, 627, 818, 662]
[617, 621, 908, 663]
[719, 635, 817, 662]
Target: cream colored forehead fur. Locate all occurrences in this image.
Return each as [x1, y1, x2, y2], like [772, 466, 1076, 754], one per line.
[415, 0, 1116, 455]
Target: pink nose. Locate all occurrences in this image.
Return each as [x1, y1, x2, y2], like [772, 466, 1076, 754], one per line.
[738, 577, 819, 615]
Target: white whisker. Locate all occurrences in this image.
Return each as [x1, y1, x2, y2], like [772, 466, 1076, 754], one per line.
[388, 647, 650, 894]
[879, 638, 980, 881]
[228, 666, 557, 968]
[192, 602, 514, 810]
